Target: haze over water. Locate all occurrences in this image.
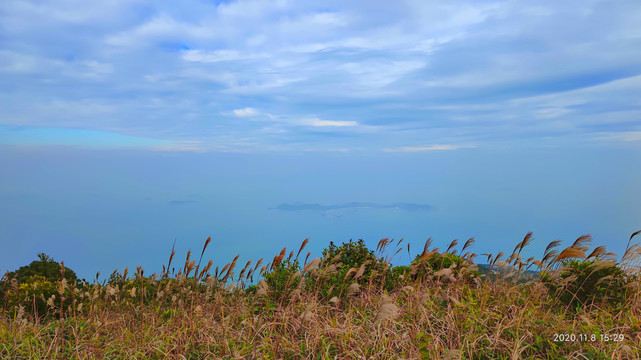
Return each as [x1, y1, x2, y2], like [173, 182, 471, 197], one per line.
[1, 0, 640, 279]
[2, 145, 638, 280]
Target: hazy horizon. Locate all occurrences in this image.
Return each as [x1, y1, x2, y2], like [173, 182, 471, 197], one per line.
[2, 143, 639, 280]
[1, 0, 640, 280]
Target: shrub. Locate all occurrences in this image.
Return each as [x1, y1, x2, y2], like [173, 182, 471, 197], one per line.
[2, 253, 80, 319]
[384, 265, 410, 291]
[261, 260, 301, 301]
[6, 253, 78, 285]
[411, 252, 465, 278]
[4, 275, 58, 318]
[541, 259, 629, 310]
[311, 239, 388, 299]
[322, 239, 385, 273]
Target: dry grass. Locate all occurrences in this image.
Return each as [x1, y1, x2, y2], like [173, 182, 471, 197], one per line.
[1, 233, 641, 359]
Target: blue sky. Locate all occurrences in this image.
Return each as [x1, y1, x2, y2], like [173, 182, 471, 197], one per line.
[1, 0, 640, 279]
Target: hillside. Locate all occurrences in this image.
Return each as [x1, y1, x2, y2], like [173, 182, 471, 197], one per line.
[1, 234, 640, 359]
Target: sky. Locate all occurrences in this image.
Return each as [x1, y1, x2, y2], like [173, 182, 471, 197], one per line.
[1, 0, 640, 280]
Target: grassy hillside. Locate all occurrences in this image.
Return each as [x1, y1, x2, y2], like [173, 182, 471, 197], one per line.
[1, 233, 640, 359]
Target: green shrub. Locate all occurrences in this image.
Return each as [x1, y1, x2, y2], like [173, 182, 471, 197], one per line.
[5, 275, 56, 317]
[261, 260, 301, 301]
[409, 252, 480, 284]
[245, 284, 257, 295]
[2, 253, 80, 319]
[3, 274, 82, 320]
[411, 252, 464, 277]
[310, 239, 388, 299]
[6, 253, 78, 285]
[385, 265, 410, 291]
[322, 239, 385, 273]
[541, 259, 629, 310]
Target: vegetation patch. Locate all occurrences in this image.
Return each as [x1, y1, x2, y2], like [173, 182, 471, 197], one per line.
[1, 232, 640, 359]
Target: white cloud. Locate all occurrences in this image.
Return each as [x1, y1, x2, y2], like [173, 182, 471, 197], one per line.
[149, 140, 208, 152]
[383, 145, 475, 152]
[183, 50, 241, 63]
[338, 60, 425, 89]
[182, 49, 269, 63]
[1, 0, 640, 152]
[304, 118, 358, 127]
[303, 147, 350, 152]
[0, 51, 40, 73]
[594, 131, 641, 143]
[276, 11, 350, 34]
[233, 107, 257, 117]
[533, 107, 572, 119]
[105, 15, 213, 47]
[622, 132, 641, 142]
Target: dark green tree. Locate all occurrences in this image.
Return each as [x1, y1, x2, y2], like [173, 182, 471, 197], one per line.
[7, 253, 78, 285]
[2, 253, 79, 319]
